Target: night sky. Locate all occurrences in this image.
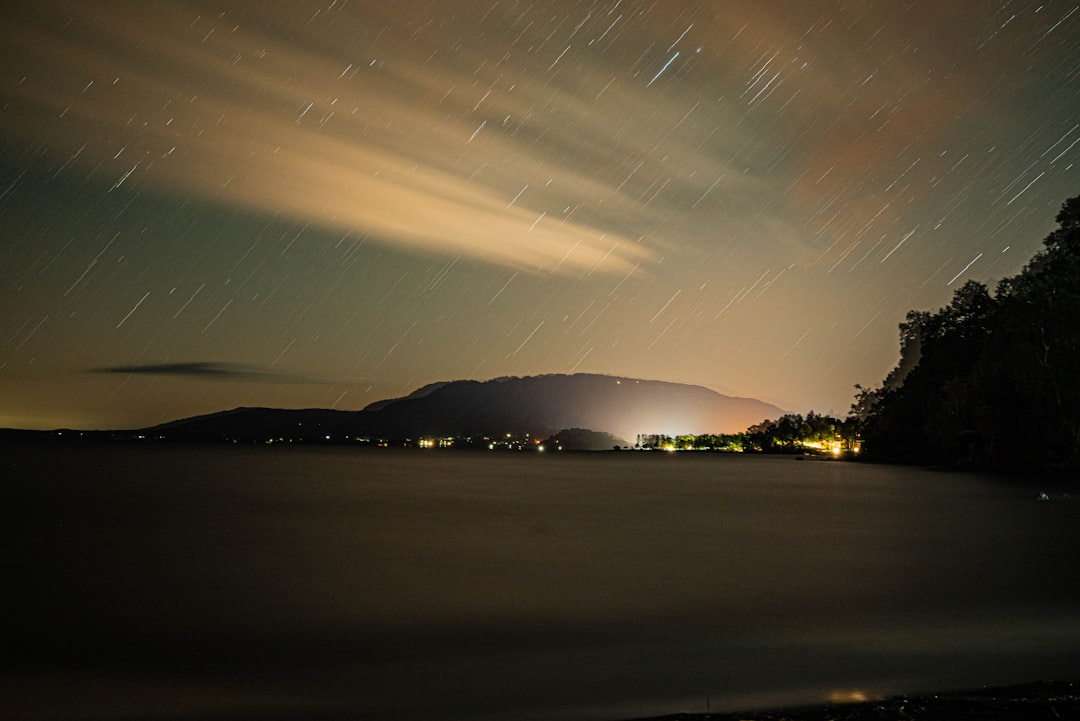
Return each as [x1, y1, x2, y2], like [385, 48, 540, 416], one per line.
[2, 1, 1077, 431]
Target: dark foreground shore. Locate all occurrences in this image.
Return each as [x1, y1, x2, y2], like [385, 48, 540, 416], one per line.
[630, 681, 1080, 721]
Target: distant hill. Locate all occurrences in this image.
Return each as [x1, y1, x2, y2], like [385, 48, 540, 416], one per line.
[544, 428, 629, 451]
[360, 380, 452, 412]
[348, 374, 784, 442]
[142, 407, 357, 442]
[89, 373, 786, 443]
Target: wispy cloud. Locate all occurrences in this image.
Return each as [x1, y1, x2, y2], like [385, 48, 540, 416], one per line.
[89, 362, 323, 384]
[4, 2, 1012, 280]
[1, 2, 663, 275]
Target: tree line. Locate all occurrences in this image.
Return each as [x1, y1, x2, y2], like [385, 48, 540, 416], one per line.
[636, 411, 858, 453]
[850, 195, 1080, 472]
[639, 195, 1080, 473]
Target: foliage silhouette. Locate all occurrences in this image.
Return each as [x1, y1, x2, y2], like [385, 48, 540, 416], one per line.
[855, 195, 1080, 472]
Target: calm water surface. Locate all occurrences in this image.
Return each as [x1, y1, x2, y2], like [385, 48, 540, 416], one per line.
[5, 444, 1080, 720]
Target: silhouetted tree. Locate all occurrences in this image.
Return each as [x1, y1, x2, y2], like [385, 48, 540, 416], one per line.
[855, 194, 1080, 472]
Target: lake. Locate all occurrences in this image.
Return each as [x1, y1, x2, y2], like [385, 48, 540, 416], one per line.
[4, 444, 1079, 720]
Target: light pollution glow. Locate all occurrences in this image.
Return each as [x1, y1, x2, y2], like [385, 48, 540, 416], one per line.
[1, 1, 1077, 429]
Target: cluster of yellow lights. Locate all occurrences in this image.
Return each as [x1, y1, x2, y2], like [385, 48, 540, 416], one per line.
[417, 439, 454, 449]
[801, 439, 857, 456]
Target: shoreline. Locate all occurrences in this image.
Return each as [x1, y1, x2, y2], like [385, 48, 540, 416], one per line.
[628, 680, 1080, 721]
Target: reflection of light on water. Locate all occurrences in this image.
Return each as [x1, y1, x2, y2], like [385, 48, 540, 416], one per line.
[827, 689, 876, 703]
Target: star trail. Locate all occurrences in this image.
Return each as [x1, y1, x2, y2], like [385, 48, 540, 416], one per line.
[1, 1, 1077, 430]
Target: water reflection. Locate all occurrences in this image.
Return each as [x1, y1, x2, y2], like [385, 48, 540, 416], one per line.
[6, 445, 1080, 720]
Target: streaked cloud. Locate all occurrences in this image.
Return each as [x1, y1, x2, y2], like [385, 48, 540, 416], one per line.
[2, 2, 669, 275]
[90, 361, 323, 384]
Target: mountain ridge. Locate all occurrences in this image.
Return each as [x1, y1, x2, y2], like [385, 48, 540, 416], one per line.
[1, 373, 787, 443]
[135, 373, 786, 443]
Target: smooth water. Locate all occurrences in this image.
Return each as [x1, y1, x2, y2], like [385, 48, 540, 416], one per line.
[4, 444, 1079, 720]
